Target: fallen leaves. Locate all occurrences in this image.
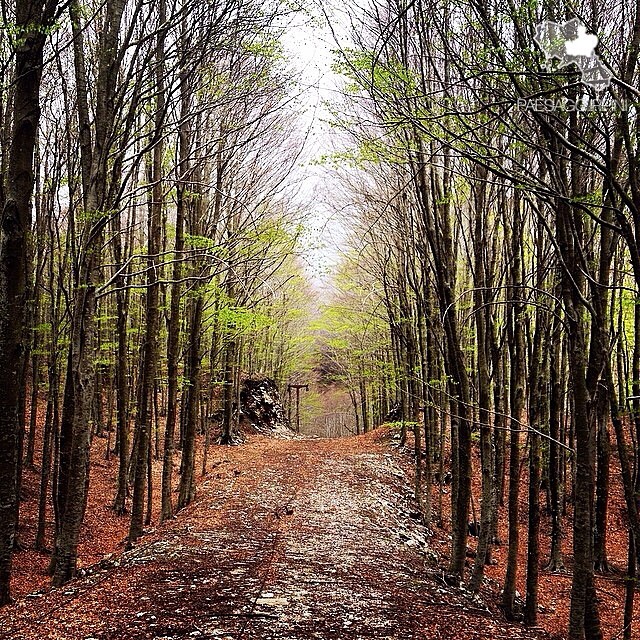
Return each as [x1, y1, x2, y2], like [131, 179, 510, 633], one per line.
[2, 433, 549, 640]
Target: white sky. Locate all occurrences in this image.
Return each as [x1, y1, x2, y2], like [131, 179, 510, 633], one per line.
[280, 11, 350, 295]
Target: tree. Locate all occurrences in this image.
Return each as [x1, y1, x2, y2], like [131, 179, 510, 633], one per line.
[0, 0, 62, 605]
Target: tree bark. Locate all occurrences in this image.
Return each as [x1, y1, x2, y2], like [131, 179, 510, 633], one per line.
[502, 193, 525, 620]
[128, 16, 165, 539]
[177, 295, 204, 509]
[53, 0, 125, 585]
[161, 60, 188, 521]
[0, 0, 57, 604]
[470, 171, 494, 593]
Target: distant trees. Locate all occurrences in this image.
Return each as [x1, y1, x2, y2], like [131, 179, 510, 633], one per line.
[315, 260, 392, 434]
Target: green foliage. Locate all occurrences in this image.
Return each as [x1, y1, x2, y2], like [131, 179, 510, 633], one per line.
[1, 19, 62, 44]
[312, 255, 392, 391]
[242, 36, 284, 61]
[314, 137, 406, 169]
[387, 420, 419, 429]
[184, 233, 217, 250]
[571, 189, 603, 206]
[76, 208, 115, 225]
[216, 305, 271, 334]
[32, 322, 52, 334]
[333, 48, 418, 98]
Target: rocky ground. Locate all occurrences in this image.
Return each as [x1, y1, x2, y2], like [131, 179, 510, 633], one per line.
[0, 433, 549, 640]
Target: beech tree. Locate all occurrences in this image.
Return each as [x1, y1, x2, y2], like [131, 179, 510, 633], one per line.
[0, 0, 64, 605]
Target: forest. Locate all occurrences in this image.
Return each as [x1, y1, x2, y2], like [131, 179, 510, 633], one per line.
[0, 0, 639, 639]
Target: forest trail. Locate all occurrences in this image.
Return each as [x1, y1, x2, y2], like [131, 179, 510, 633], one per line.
[2, 434, 547, 640]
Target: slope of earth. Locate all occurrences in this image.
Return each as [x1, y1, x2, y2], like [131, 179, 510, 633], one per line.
[0, 433, 548, 640]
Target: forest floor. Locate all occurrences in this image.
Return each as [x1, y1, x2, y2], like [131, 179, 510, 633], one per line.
[0, 430, 553, 640]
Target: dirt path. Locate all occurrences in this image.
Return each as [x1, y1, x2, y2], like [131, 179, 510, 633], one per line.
[1, 435, 547, 640]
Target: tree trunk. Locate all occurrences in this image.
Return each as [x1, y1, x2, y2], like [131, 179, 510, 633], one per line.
[160, 4, 187, 525]
[557, 195, 601, 640]
[547, 318, 565, 571]
[470, 173, 494, 593]
[502, 194, 525, 620]
[177, 295, 204, 509]
[36, 218, 61, 551]
[128, 31, 165, 539]
[0, 0, 55, 604]
[220, 334, 237, 445]
[52, 0, 125, 585]
[525, 315, 545, 626]
[593, 408, 611, 573]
